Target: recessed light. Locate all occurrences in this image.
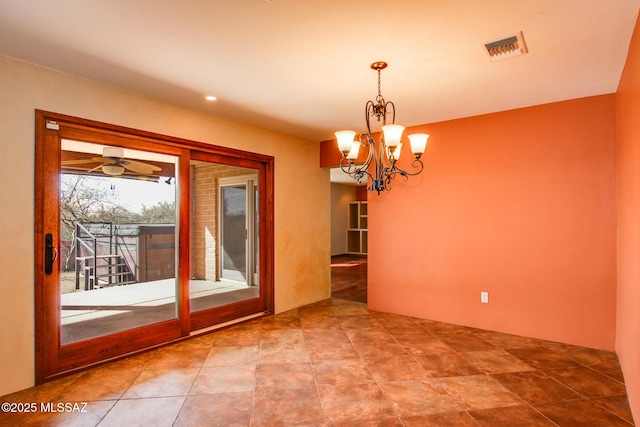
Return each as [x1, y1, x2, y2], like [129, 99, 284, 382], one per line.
[205, 95, 217, 101]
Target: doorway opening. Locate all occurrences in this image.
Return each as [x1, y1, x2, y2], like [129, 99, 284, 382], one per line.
[329, 180, 368, 303]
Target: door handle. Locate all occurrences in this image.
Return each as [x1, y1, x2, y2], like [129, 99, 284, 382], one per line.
[45, 233, 58, 275]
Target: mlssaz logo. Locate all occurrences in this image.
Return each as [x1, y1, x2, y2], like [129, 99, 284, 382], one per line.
[40, 402, 88, 413]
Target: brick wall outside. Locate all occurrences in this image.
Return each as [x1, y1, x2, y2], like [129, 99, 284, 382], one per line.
[191, 163, 257, 282]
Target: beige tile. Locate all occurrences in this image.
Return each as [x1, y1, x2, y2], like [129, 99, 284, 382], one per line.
[415, 352, 482, 378]
[0, 411, 34, 426]
[257, 341, 309, 364]
[534, 398, 634, 427]
[344, 325, 392, 341]
[255, 362, 315, 389]
[365, 356, 430, 382]
[303, 327, 350, 341]
[1, 375, 78, 404]
[379, 380, 462, 417]
[474, 330, 543, 350]
[22, 400, 116, 426]
[492, 371, 582, 404]
[541, 341, 619, 366]
[98, 396, 185, 427]
[212, 328, 261, 347]
[305, 335, 360, 361]
[394, 335, 454, 356]
[312, 358, 375, 385]
[259, 328, 304, 344]
[543, 366, 628, 397]
[469, 404, 557, 426]
[203, 345, 259, 367]
[506, 347, 579, 370]
[104, 350, 159, 372]
[593, 395, 636, 424]
[413, 319, 471, 335]
[174, 392, 252, 427]
[190, 365, 256, 395]
[338, 315, 380, 330]
[437, 374, 524, 410]
[122, 368, 199, 398]
[317, 383, 395, 423]
[461, 349, 535, 374]
[251, 388, 324, 426]
[57, 367, 141, 401]
[329, 418, 404, 426]
[402, 411, 479, 427]
[260, 312, 302, 330]
[331, 305, 370, 317]
[144, 346, 209, 370]
[351, 338, 409, 359]
[437, 331, 496, 352]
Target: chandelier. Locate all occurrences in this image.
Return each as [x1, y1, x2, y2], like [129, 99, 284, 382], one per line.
[335, 62, 429, 194]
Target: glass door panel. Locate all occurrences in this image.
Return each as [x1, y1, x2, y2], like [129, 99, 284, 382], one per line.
[221, 184, 247, 282]
[189, 160, 259, 313]
[60, 139, 178, 344]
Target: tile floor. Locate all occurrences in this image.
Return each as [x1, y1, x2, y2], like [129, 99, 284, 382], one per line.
[0, 298, 635, 426]
[330, 254, 367, 303]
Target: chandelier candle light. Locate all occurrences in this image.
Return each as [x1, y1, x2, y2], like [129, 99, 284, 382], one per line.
[335, 62, 429, 194]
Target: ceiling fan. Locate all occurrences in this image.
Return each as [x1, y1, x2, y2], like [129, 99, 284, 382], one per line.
[62, 146, 162, 177]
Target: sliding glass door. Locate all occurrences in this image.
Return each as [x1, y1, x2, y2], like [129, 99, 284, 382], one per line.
[34, 111, 274, 383]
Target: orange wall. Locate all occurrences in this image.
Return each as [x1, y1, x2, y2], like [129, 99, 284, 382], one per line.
[616, 13, 640, 423]
[356, 186, 368, 202]
[364, 95, 618, 350]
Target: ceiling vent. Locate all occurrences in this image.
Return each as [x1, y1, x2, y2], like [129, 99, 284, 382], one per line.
[483, 31, 528, 62]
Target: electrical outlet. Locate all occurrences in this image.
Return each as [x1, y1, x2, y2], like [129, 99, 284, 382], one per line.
[481, 292, 489, 303]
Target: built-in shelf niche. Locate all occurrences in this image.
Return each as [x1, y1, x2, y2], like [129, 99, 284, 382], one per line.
[347, 201, 367, 255]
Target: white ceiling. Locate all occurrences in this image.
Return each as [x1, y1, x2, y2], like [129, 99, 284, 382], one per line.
[1, 0, 638, 143]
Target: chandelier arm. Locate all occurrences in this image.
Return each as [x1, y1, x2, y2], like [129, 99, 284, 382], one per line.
[380, 168, 394, 192]
[338, 157, 356, 174]
[359, 132, 372, 149]
[339, 156, 368, 176]
[384, 159, 425, 182]
[373, 133, 388, 193]
[354, 132, 375, 175]
[339, 157, 374, 185]
[380, 165, 398, 183]
[365, 100, 375, 135]
[356, 168, 375, 186]
[379, 135, 397, 173]
[400, 158, 424, 177]
[339, 132, 376, 186]
[384, 101, 396, 125]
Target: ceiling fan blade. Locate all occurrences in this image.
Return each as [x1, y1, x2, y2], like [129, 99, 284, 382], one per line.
[87, 164, 105, 173]
[93, 156, 116, 162]
[122, 159, 161, 175]
[61, 159, 101, 165]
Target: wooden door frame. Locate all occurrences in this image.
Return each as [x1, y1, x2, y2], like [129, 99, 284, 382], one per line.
[34, 110, 274, 383]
